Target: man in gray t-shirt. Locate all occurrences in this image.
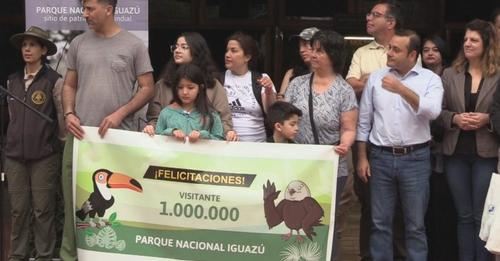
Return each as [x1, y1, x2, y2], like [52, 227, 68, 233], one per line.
[60, 0, 154, 260]
[65, 29, 153, 130]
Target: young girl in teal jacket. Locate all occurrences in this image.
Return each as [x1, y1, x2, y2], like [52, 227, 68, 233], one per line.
[155, 64, 224, 141]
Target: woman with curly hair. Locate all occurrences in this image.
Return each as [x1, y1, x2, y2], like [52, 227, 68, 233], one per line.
[143, 32, 234, 139]
[439, 19, 499, 261]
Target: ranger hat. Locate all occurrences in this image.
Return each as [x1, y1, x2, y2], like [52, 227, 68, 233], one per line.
[10, 26, 57, 56]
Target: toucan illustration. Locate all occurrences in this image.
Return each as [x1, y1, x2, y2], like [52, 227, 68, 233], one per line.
[75, 169, 143, 227]
[263, 180, 324, 243]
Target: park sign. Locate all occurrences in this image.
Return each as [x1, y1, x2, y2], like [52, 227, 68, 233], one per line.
[26, 0, 148, 31]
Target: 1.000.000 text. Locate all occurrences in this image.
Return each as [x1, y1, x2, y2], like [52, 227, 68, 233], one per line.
[159, 202, 239, 222]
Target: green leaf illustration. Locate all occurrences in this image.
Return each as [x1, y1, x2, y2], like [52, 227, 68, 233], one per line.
[85, 234, 97, 247]
[109, 212, 117, 222]
[115, 240, 126, 251]
[96, 226, 117, 249]
[85, 228, 93, 236]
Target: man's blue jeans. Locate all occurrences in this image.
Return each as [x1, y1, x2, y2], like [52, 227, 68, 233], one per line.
[369, 145, 431, 261]
[444, 154, 496, 261]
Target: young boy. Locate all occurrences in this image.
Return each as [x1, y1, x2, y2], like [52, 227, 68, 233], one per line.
[266, 101, 302, 143]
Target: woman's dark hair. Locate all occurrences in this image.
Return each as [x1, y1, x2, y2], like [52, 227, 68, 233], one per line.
[227, 31, 260, 70]
[310, 30, 346, 74]
[288, 39, 311, 81]
[172, 64, 215, 130]
[160, 32, 220, 89]
[421, 35, 450, 68]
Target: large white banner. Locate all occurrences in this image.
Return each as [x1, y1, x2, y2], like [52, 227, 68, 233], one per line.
[74, 127, 339, 261]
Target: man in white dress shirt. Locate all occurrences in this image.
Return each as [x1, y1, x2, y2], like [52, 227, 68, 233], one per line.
[356, 29, 443, 261]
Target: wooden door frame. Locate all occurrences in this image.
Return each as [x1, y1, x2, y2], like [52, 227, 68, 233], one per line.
[1, 177, 9, 261]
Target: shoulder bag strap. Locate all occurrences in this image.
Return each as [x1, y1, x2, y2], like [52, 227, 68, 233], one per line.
[308, 73, 320, 144]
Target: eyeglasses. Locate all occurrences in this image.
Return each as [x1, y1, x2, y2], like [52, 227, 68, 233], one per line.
[170, 44, 190, 53]
[366, 11, 392, 19]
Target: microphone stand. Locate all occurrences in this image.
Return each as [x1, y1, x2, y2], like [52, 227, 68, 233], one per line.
[0, 84, 54, 259]
[0, 85, 53, 123]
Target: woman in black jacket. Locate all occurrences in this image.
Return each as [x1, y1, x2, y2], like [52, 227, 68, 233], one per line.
[6, 26, 64, 261]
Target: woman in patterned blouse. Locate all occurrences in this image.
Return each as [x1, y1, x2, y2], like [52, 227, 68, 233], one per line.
[284, 29, 358, 259]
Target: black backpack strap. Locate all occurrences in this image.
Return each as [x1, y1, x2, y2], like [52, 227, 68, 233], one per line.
[221, 70, 226, 86]
[251, 71, 265, 115]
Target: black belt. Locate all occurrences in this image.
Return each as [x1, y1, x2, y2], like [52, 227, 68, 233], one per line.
[374, 141, 430, 156]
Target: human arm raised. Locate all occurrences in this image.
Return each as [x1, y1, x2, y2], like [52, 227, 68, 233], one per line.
[259, 74, 276, 113]
[258, 74, 276, 112]
[381, 73, 443, 120]
[278, 69, 293, 100]
[381, 75, 419, 111]
[345, 49, 368, 96]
